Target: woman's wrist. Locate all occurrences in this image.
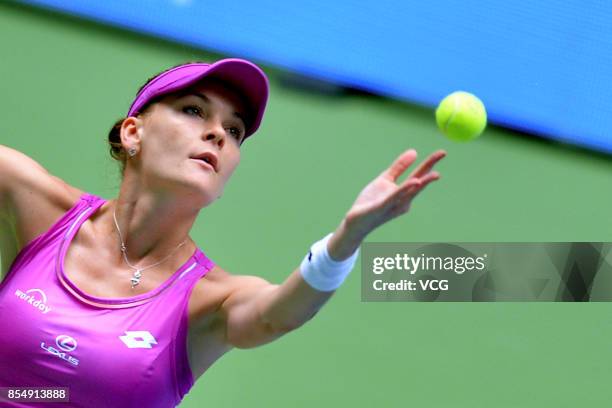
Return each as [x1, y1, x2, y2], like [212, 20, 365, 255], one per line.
[327, 218, 365, 262]
[299, 231, 360, 292]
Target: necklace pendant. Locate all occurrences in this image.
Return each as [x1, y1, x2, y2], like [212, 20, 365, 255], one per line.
[131, 269, 142, 288]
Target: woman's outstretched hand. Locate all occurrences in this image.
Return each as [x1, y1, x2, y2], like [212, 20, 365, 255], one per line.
[326, 148, 446, 261]
[344, 149, 446, 239]
[346, 149, 446, 237]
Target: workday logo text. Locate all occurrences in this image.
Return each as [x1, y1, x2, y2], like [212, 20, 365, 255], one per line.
[14, 288, 51, 314]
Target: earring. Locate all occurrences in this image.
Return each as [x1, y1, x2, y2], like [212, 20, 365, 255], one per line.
[128, 148, 137, 157]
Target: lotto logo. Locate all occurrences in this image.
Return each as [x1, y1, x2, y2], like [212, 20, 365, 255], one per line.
[119, 331, 158, 349]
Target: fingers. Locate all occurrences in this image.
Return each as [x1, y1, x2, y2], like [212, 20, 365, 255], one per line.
[393, 171, 440, 204]
[417, 171, 440, 188]
[383, 172, 441, 219]
[383, 149, 446, 183]
[409, 150, 446, 179]
[398, 168, 439, 190]
[381, 149, 445, 214]
[383, 179, 421, 208]
[382, 149, 418, 182]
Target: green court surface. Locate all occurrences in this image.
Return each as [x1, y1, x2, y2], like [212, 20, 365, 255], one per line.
[1, 2, 612, 407]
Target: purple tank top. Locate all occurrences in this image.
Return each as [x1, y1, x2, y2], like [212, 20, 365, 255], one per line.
[0, 193, 215, 407]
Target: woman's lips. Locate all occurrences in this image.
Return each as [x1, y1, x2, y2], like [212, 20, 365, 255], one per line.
[191, 158, 215, 172]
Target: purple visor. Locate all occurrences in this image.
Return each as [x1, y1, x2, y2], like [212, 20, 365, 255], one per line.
[127, 58, 269, 139]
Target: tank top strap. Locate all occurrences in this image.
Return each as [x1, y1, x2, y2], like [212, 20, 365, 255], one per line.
[0, 192, 105, 291]
[194, 247, 215, 279]
[168, 246, 216, 299]
[80, 192, 105, 207]
[56, 193, 105, 242]
[13, 192, 102, 256]
[53, 192, 102, 231]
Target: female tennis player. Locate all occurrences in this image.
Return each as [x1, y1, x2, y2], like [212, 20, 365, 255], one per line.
[0, 58, 445, 407]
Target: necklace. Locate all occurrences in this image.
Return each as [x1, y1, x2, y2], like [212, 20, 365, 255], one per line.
[112, 206, 187, 288]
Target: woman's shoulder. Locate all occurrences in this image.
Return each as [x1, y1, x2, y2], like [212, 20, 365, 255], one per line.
[201, 265, 270, 292]
[187, 265, 231, 323]
[0, 145, 84, 215]
[0, 146, 84, 276]
[188, 264, 270, 322]
[5, 164, 84, 243]
[190, 265, 234, 309]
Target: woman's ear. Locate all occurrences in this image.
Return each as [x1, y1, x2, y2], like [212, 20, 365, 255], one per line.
[120, 116, 143, 153]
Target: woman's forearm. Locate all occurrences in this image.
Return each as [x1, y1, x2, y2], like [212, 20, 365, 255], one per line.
[260, 219, 362, 331]
[259, 268, 335, 332]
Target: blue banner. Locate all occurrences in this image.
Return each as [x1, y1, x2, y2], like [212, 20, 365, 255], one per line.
[17, 0, 612, 154]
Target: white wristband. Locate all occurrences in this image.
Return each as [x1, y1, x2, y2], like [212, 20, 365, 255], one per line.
[299, 233, 360, 292]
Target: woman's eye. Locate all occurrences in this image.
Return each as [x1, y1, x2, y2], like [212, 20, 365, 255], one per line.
[183, 105, 202, 116]
[228, 127, 243, 140]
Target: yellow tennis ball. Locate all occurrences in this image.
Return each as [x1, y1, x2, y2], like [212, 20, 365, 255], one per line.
[435, 91, 487, 142]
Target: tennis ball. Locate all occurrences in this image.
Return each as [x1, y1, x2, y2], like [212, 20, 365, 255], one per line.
[435, 91, 487, 142]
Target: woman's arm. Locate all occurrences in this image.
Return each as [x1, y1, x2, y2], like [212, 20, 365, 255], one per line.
[0, 145, 26, 280]
[220, 149, 446, 349]
[0, 145, 17, 220]
[0, 145, 84, 280]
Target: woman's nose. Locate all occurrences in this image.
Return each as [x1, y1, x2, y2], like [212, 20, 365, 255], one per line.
[203, 122, 225, 148]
